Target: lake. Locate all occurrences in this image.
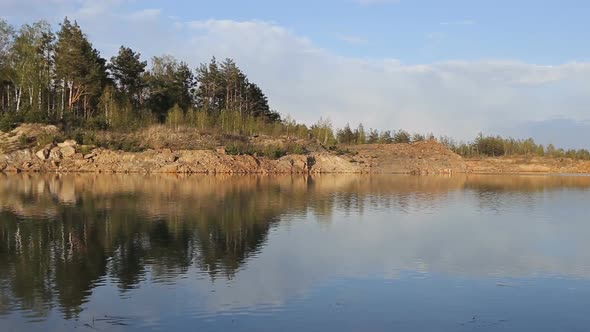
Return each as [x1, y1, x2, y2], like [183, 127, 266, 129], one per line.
[1, 173, 590, 331]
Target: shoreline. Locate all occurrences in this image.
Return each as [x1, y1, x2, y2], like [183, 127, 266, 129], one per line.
[3, 147, 590, 176]
[3, 125, 590, 176]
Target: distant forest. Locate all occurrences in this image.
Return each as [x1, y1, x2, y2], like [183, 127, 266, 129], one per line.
[1, 18, 589, 160]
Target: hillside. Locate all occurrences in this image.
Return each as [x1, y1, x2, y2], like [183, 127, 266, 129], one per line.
[3, 124, 590, 175]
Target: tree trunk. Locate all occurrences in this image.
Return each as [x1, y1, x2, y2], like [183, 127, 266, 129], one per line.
[16, 86, 21, 113]
[38, 86, 42, 113]
[6, 85, 10, 111]
[68, 81, 73, 112]
[61, 79, 65, 119]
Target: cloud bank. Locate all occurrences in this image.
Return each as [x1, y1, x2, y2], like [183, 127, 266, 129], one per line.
[2, 0, 590, 147]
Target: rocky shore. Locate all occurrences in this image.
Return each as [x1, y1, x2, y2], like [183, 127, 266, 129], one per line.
[1, 124, 589, 175]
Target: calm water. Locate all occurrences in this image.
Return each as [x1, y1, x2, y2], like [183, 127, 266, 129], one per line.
[1, 174, 590, 331]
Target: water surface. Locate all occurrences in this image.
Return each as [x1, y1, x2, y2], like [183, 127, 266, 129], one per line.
[1, 174, 590, 331]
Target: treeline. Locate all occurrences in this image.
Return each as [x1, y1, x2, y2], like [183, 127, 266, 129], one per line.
[440, 134, 590, 160]
[0, 18, 279, 132]
[335, 123, 431, 144]
[1, 18, 588, 160]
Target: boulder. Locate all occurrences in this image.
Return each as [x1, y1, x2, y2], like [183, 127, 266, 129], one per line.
[49, 147, 62, 160]
[4, 165, 20, 173]
[58, 140, 77, 148]
[60, 146, 76, 158]
[36, 149, 49, 160]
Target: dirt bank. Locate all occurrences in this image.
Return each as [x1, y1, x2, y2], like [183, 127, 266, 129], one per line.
[2, 124, 589, 175]
[466, 156, 590, 174]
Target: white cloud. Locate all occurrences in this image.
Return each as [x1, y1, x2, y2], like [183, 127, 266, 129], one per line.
[337, 34, 369, 45]
[3, 1, 590, 147]
[124, 8, 162, 21]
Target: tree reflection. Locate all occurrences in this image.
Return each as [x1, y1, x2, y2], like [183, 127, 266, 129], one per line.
[1, 173, 590, 319]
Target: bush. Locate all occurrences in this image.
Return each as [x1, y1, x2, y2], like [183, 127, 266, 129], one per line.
[225, 142, 255, 156]
[85, 117, 108, 130]
[0, 112, 22, 132]
[22, 110, 48, 124]
[96, 138, 144, 152]
[18, 134, 33, 147]
[393, 130, 411, 144]
[37, 132, 65, 146]
[285, 142, 306, 155]
[262, 145, 287, 159]
[70, 129, 97, 145]
[335, 148, 358, 156]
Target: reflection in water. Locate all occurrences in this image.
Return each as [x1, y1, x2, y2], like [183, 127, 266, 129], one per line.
[1, 173, 590, 330]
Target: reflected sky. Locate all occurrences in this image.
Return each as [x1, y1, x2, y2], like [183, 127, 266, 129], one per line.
[1, 174, 590, 331]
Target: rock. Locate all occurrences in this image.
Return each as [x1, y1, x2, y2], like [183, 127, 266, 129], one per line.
[0, 162, 6, 172]
[49, 147, 62, 160]
[50, 160, 60, 168]
[73, 153, 84, 160]
[4, 165, 20, 173]
[60, 146, 76, 158]
[36, 149, 49, 160]
[58, 140, 77, 148]
[21, 161, 33, 170]
[157, 164, 179, 173]
[84, 154, 95, 159]
[216, 147, 226, 155]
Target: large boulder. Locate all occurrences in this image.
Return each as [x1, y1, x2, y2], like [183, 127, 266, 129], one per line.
[60, 146, 76, 158]
[36, 149, 50, 160]
[58, 140, 77, 148]
[49, 147, 62, 160]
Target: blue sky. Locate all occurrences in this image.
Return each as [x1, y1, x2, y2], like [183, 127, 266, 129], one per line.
[2, 0, 590, 147]
[118, 0, 590, 64]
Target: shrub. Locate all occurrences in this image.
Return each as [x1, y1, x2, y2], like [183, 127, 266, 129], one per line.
[225, 142, 255, 156]
[262, 145, 287, 159]
[37, 133, 65, 146]
[393, 130, 411, 144]
[335, 148, 358, 156]
[285, 142, 306, 155]
[0, 112, 22, 132]
[18, 134, 33, 147]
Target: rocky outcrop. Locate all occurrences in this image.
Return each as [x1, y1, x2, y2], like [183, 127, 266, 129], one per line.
[466, 156, 590, 174]
[343, 141, 469, 174]
[6, 124, 586, 175]
[0, 138, 470, 175]
[0, 140, 359, 174]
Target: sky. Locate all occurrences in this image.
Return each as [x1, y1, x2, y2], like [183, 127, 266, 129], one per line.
[2, 0, 590, 147]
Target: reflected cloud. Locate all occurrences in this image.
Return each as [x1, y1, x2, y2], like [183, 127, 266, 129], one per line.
[1, 174, 590, 319]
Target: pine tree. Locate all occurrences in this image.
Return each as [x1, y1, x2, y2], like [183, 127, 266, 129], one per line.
[54, 18, 106, 118]
[108, 46, 147, 105]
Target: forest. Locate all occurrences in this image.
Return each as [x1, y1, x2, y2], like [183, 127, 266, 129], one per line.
[1, 18, 589, 160]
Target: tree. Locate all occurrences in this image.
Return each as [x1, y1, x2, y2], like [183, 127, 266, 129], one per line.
[393, 130, 411, 144]
[194, 57, 277, 122]
[0, 19, 15, 113]
[108, 46, 147, 105]
[355, 123, 366, 144]
[337, 123, 355, 144]
[54, 18, 107, 119]
[367, 129, 379, 144]
[6, 21, 53, 116]
[379, 130, 393, 144]
[145, 55, 195, 121]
